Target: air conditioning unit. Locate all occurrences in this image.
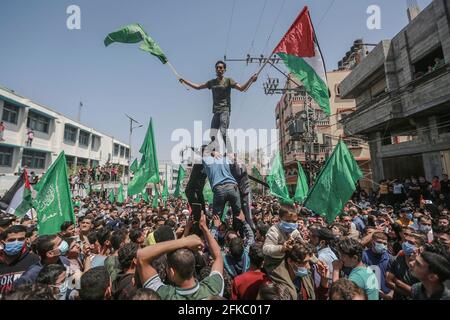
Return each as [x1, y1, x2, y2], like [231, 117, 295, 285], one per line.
[288, 119, 305, 138]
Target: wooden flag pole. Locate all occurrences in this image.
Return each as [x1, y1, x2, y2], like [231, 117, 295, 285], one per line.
[243, 54, 274, 92]
[167, 61, 190, 91]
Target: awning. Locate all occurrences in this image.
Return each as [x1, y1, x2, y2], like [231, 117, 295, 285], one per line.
[28, 108, 57, 120]
[0, 142, 21, 149]
[22, 146, 52, 153]
[0, 95, 29, 108]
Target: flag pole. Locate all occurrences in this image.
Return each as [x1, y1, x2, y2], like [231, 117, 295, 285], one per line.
[244, 54, 274, 92]
[166, 61, 190, 91]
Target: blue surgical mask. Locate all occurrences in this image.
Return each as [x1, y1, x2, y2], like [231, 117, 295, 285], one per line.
[278, 221, 298, 234]
[406, 213, 413, 221]
[59, 241, 69, 256]
[373, 242, 387, 254]
[402, 242, 416, 256]
[3, 241, 24, 256]
[57, 280, 68, 300]
[294, 266, 309, 278]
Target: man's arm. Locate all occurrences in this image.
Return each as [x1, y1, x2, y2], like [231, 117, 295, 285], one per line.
[233, 74, 258, 92]
[137, 235, 204, 284]
[199, 212, 223, 275]
[179, 78, 208, 90]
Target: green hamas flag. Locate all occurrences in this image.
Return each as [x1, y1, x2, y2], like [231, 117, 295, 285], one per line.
[117, 183, 125, 204]
[142, 189, 150, 203]
[173, 165, 186, 198]
[293, 161, 309, 203]
[267, 152, 293, 205]
[134, 194, 142, 204]
[221, 203, 229, 223]
[108, 189, 115, 204]
[303, 140, 363, 223]
[104, 23, 168, 64]
[252, 165, 264, 182]
[130, 159, 139, 174]
[161, 174, 169, 203]
[152, 185, 159, 209]
[128, 119, 160, 195]
[203, 182, 214, 205]
[34, 152, 75, 236]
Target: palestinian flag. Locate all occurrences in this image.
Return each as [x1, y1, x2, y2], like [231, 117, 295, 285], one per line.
[273, 6, 330, 115]
[0, 170, 33, 217]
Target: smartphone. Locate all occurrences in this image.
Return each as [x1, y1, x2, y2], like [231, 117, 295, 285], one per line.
[192, 203, 202, 222]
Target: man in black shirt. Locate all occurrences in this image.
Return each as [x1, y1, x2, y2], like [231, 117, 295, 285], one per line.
[441, 174, 450, 208]
[0, 225, 39, 297]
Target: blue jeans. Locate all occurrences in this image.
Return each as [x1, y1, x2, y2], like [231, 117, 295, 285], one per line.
[213, 183, 242, 232]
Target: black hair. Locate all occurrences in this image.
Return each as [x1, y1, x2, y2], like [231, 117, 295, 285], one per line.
[110, 229, 128, 251]
[60, 221, 74, 232]
[337, 238, 363, 262]
[164, 219, 177, 230]
[257, 281, 291, 300]
[132, 288, 161, 300]
[96, 228, 111, 247]
[167, 248, 195, 281]
[3, 284, 56, 300]
[229, 237, 244, 261]
[330, 278, 367, 300]
[79, 266, 110, 300]
[36, 264, 66, 286]
[87, 231, 98, 245]
[287, 241, 314, 262]
[154, 225, 175, 243]
[118, 243, 138, 271]
[215, 60, 226, 69]
[36, 235, 57, 259]
[249, 243, 264, 269]
[2, 225, 27, 238]
[278, 205, 296, 219]
[420, 252, 450, 282]
[129, 228, 143, 244]
[256, 222, 270, 238]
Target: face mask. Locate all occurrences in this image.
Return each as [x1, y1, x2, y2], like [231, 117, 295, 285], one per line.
[406, 213, 413, 221]
[3, 241, 24, 256]
[402, 242, 416, 256]
[278, 221, 298, 234]
[419, 225, 432, 233]
[57, 280, 68, 300]
[294, 266, 309, 278]
[373, 242, 387, 254]
[59, 241, 69, 255]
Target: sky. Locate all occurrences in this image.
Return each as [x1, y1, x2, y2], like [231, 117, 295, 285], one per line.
[0, 0, 433, 163]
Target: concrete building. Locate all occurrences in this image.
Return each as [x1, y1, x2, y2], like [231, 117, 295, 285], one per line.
[275, 70, 372, 193]
[340, 0, 450, 183]
[0, 85, 130, 192]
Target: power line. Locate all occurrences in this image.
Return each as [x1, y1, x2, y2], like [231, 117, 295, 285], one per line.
[317, 0, 336, 27]
[224, 0, 236, 57]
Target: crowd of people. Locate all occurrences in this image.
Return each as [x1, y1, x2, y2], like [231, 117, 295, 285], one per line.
[0, 165, 449, 300]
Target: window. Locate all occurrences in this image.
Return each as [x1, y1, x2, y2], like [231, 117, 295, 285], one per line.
[413, 46, 445, 79]
[22, 150, 46, 169]
[2, 103, 19, 124]
[91, 136, 100, 149]
[125, 148, 130, 159]
[0, 146, 13, 167]
[66, 156, 75, 168]
[120, 146, 125, 157]
[114, 144, 119, 156]
[27, 111, 50, 134]
[79, 131, 90, 147]
[77, 158, 88, 166]
[64, 125, 77, 142]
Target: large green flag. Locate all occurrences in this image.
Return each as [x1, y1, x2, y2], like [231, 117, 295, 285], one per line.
[173, 165, 186, 198]
[108, 189, 115, 204]
[203, 182, 214, 205]
[34, 152, 75, 235]
[303, 141, 363, 223]
[267, 152, 293, 205]
[152, 185, 159, 209]
[128, 119, 160, 195]
[130, 159, 139, 174]
[162, 174, 169, 203]
[142, 189, 150, 203]
[104, 23, 168, 64]
[293, 161, 309, 203]
[134, 194, 142, 204]
[117, 183, 125, 204]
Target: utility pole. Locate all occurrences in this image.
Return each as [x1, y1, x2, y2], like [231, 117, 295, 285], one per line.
[125, 114, 142, 184]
